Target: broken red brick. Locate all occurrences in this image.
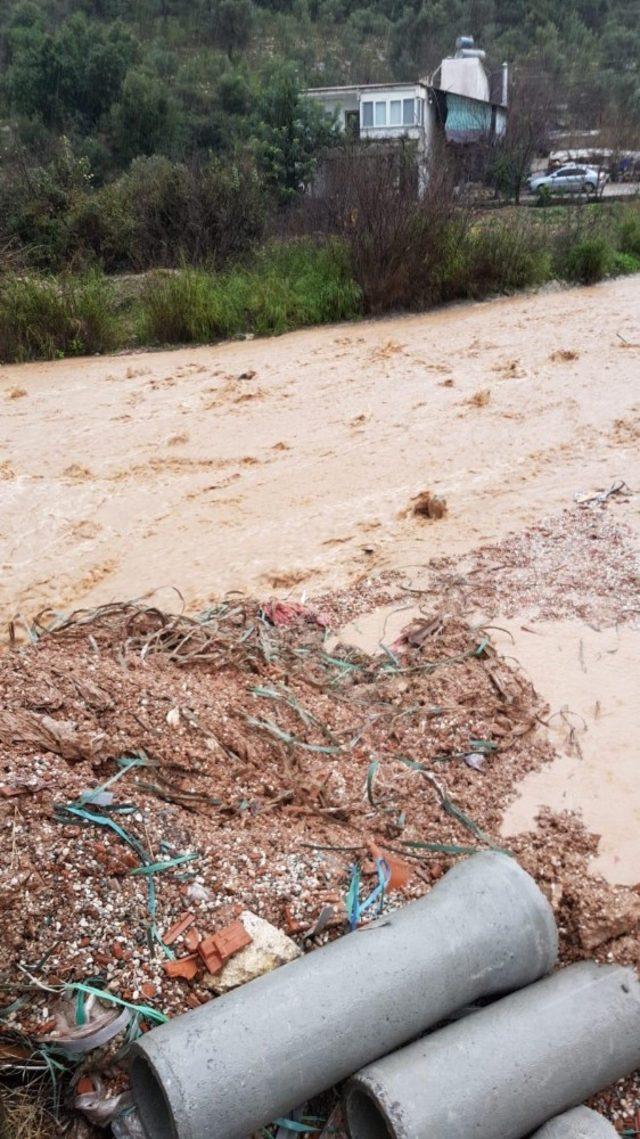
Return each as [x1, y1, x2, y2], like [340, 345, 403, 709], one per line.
[367, 840, 414, 892]
[162, 956, 199, 981]
[164, 912, 196, 946]
[76, 1077, 95, 1095]
[197, 935, 223, 975]
[186, 992, 202, 1009]
[211, 919, 252, 962]
[283, 904, 305, 935]
[36, 1019, 57, 1035]
[140, 982, 156, 999]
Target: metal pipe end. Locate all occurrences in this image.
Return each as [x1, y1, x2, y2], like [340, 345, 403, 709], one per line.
[131, 1050, 178, 1139]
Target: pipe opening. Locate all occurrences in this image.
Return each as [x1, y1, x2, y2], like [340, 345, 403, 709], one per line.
[346, 1085, 394, 1139]
[131, 1054, 177, 1139]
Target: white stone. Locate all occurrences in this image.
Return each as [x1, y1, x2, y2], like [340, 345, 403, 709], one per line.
[204, 910, 301, 995]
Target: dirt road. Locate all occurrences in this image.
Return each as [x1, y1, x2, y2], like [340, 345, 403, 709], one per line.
[1, 277, 638, 622]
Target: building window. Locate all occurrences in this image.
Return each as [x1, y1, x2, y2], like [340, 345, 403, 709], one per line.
[402, 98, 415, 125]
[375, 101, 386, 126]
[362, 101, 373, 127]
[389, 99, 402, 126]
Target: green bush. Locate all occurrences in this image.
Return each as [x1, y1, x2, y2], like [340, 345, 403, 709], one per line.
[0, 272, 122, 362]
[437, 220, 552, 301]
[618, 212, 640, 258]
[534, 185, 552, 208]
[139, 240, 362, 345]
[558, 236, 613, 284]
[610, 250, 640, 275]
[69, 154, 266, 272]
[462, 223, 552, 296]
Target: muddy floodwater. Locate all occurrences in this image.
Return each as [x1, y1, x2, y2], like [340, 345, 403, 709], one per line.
[498, 620, 640, 886]
[1, 275, 639, 884]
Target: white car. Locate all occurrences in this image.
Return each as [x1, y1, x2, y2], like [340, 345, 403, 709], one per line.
[529, 165, 607, 197]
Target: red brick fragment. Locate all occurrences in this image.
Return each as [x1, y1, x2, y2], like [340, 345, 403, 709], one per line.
[36, 1018, 57, 1035]
[76, 1077, 95, 1095]
[162, 956, 199, 981]
[211, 919, 252, 962]
[283, 904, 305, 934]
[140, 982, 156, 999]
[197, 935, 223, 975]
[164, 912, 196, 946]
[367, 840, 414, 892]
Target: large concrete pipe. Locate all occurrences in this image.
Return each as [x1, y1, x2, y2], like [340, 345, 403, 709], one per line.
[345, 961, 640, 1139]
[532, 1108, 619, 1139]
[130, 852, 557, 1139]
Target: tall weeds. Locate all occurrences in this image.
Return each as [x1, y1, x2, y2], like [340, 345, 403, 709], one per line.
[0, 193, 638, 364]
[139, 240, 361, 345]
[0, 273, 122, 363]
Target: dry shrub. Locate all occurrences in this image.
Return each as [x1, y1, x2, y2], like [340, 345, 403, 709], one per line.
[0, 1080, 61, 1139]
[304, 142, 466, 314]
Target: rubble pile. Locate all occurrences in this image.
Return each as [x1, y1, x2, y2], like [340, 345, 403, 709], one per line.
[0, 554, 638, 1133]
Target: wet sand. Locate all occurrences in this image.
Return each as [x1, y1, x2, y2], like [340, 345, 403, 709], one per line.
[1, 276, 639, 883]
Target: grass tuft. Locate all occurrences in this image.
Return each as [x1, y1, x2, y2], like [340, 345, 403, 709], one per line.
[139, 240, 362, 346]
[557, 235, 613, 285]
[0, 272, 122, 363]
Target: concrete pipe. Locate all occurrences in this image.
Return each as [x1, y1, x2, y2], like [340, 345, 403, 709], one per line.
[532, 1108, 620, 1139]
[345, 961, 640, 1139]
[130, 852, 557, 1139]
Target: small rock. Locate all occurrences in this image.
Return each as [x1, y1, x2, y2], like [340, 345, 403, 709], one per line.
[203, 911, 301, 994]
[577, 890, 640, 951]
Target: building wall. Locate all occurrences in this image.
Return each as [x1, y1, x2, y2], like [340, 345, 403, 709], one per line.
[440, 57, 490, 103]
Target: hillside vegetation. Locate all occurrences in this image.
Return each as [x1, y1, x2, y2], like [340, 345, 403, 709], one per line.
[0, 0, 638, 188]
[0, 1, 638, 362]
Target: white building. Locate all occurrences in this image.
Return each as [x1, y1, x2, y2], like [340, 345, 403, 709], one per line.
[305, 39, 507, 178]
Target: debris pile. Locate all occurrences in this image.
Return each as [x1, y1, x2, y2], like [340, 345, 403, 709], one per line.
[0, 508, 639, 1135]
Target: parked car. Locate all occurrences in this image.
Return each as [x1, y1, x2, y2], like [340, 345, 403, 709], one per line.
[528, 165, 608, 197]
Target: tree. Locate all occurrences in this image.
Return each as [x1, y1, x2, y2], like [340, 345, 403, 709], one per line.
[5, 13, 139, 130]
[110, 68, 178, 164]
[256, 64, 340, 204]
[210, 0, 255, 59]
[492, 70, 553, 202]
